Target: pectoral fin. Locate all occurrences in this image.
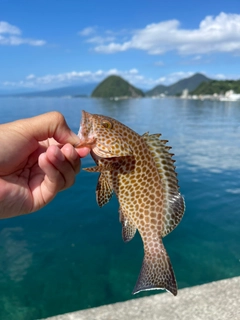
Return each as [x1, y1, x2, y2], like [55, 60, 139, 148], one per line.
[84, 162, 119, 172]
[84, 166, 103, 172]
[84, 156, 135, 173]
[119, 207, 136, 243]
[96, 172, 113, 207]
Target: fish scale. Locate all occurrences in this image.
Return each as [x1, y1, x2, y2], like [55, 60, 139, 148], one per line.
[77, 110, 185, 296]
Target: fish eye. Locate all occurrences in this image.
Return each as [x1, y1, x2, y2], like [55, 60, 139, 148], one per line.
[101, 120, 113, 129]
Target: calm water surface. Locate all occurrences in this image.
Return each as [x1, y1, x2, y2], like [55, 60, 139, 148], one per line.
[0, 97, 240, 319]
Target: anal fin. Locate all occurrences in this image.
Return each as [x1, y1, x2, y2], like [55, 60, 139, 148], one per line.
[119, 207, 136, 243]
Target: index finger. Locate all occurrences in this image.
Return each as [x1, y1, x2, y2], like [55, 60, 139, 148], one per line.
[75, 147, 90, 158]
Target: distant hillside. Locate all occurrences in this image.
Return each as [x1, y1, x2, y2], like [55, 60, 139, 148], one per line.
[146, 73, 211, 96]
[91, 75, 144, 98]
[0, 88, 38, 95]
[191, 80, 240, 95]
[0, 83, 97, 97]
[146, 84, 168, 96]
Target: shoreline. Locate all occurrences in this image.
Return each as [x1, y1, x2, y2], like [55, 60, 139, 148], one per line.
[43, 276, 240, 320]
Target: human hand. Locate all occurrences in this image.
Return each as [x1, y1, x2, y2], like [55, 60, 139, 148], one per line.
[0, 111, 90, 219]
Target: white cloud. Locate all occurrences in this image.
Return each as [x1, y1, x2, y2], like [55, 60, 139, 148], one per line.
[86, 36, 115, 44]
[129, 68, 138, 74]
[214, 73, 228, 80]
[78, 27, 96, 36]
[79, 27, 131, 47]
[2, 69, 240, 91]
[95, 41, 131, 53]
[212, 73, 240, 80]
[0, 21, 46, 46]
[0, 21, 21, 34]
[26, 74, 36, 80]
[79, 27, 116, 45]
[91, 12, 240, 56]
[155, 71, 195, 85]
[2, 68, 163, 90]
[0, 35, 45, 46]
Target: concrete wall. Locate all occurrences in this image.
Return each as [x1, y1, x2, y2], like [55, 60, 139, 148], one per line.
[44, 277, 240, 320]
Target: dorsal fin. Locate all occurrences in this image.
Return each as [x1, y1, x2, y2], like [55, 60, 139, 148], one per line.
[142, 132, 185, 237]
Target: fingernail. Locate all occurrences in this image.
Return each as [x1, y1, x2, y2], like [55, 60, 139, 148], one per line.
[72, 148, 79, 160]
[70, 132, 80, 146]
[55, 148, 65, 161]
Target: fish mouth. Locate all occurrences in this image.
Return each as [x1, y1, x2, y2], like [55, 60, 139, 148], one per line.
[79, 110, 88, 137]
[81, 110, 88, 128]
[75, 138, 96, 148]
[75, 110, 96, 148]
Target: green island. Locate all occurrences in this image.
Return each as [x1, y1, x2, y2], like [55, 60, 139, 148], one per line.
[91, 75, 144, 98]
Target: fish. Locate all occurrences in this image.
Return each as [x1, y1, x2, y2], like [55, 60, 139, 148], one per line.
[77, 110, 185, 296]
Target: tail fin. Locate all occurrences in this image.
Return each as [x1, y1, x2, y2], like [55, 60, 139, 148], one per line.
[132, 240, 177, 296]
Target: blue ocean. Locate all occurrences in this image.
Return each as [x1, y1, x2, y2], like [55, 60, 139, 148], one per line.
[0, 97, 240, 320]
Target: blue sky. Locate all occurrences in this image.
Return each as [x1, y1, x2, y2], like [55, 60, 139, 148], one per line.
[1, 0, 240, 92]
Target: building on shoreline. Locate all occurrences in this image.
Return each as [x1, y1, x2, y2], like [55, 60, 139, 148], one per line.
[180, 88, 240, 101]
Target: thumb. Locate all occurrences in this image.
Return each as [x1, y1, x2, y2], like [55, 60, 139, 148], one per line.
[20, 111, 80, 145]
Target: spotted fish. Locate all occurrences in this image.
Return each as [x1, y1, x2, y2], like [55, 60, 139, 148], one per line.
[77, 110, 185, 296]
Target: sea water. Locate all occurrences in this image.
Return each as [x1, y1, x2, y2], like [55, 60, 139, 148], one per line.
[0, 97, 239, 319]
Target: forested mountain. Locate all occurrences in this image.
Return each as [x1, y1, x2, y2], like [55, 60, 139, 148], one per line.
[91, 75, 144, 98]
[146, 73, 211, 96]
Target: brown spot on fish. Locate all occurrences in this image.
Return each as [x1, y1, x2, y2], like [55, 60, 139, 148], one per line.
[78, 110, 185, 296]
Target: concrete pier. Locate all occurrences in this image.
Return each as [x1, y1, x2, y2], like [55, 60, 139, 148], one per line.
[44, 276, 240, 320]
